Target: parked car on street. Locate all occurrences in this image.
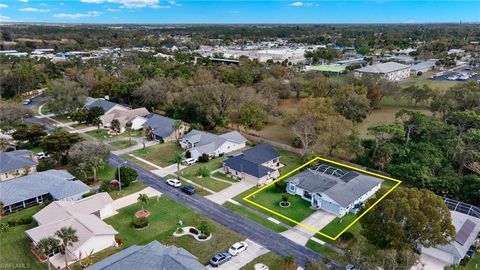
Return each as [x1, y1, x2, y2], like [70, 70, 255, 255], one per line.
[23, 99, 32, 105]
[37, 152, 49, 160]
[209, 252, 232, 267]
[180, 185, 195, 195]
[228, 241, 249, 256]
[166, 178, 181, 188]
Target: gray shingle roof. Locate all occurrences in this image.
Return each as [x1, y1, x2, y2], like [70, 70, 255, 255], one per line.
[142, 114, 176, 138]
[242, 143, 280, 164]
[356, 62, 410, 74]
[86, 241, 207, 270]
[287, 166, 383, 207]
[0, 170, 89, 206]
[182, 130, 246, 153]
[85, 98, 118, 112]
[0, 150, 37, 173]
[223, 155, 275, 178]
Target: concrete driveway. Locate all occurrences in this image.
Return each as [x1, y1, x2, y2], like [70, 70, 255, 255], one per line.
[205, 180, 256, 205]
[280, 210, 336, 246]
[206, 239, 269, 270]
[414, 254, 448, 270]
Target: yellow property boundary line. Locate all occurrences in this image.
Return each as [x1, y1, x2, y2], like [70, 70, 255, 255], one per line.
[242, 156, 402, 241]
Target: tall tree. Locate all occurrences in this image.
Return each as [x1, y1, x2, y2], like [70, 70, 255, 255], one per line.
[55, 226, 79, 270]
[47, 79, 87, 114]
[41, 129, 83, 163]
[291, 115, 318, 154]
[36, 237, 60, 270]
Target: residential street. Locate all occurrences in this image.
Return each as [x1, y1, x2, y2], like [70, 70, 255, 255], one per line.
[109, 154, 340, 267]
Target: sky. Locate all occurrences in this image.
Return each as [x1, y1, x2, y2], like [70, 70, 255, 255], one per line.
[0, 0, 478, 24]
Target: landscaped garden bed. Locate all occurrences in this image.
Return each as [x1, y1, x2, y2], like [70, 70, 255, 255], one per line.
[173, 226, 212, 242]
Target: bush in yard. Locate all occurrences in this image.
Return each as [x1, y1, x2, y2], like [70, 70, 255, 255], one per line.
[198, 153, 210, 163]
[281, 194, 289, 202]
[0, 223, 9, 234]
[189, 227, 199, 235]
[133, 217, 149, 229]
[7, 220, 15, 227]
[291, 136, 303, 148]
[176, 227, 184, 234]
[337, 231, 356, 248]
[185, 150, 191, 159]
[115, 166, 138, 187]
[15, 219, 23, 226]
[100, 180, 112, 192]
[21, 216, 33, 224]
[199, 220, 211, 236]
[115, 237, 123, 246]
[82, 191, 95, 198]
[274, 180, 287, 193]
[37, 159, 55, 172]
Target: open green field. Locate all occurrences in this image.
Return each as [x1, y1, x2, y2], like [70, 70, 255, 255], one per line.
[318, 214, 357, 239]
[129, 142, 184, 167]
[223, 201, 287, 233]
[104, 196, 243, 265]
[240, 252, 283, 270]
[0, 205, 47, 270]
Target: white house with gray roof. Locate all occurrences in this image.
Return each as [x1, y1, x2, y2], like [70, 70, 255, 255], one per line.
[286, 164, 383, 217]
[140, 114, 189, 142]
[0, 170, 90, 213]
[0, 150, 38, 181]
[26, 193, 118, 269]
[180, 130, 247, 160]
[86, 240, 206, 270]
[354, 61, 410, 81]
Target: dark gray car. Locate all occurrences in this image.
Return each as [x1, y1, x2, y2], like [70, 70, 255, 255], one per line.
[209, 252, 232, 267]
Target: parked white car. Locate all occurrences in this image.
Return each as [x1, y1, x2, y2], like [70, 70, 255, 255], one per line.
[23, 99, 32, 105]
[184, 158, 196, 165]
[37, 152, 49, 160]
[166, 178, 181, 188]
[228, 241, 249, 256]
[254, 263, 269, 270]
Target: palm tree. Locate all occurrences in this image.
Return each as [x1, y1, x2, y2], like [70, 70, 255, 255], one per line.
[111, 119, 121, 134]
[92, 117, 102, 132]
[171, 152, 183, 179]
[36, 237, 60, 270]
[282, 255, 297, 270]
[173, 120, 182, 142]
[89, 156, 105, 181]
[137, 193, 149, 211]
[54, 226, 79, 270]
[125, 121, 133, 145]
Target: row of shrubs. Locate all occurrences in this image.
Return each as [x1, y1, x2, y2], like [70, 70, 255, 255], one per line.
[4, 215, 33, 227]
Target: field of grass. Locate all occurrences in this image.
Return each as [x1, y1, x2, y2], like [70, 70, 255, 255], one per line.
[276, 148, 305, 174]
[0, 205, 47, 270]
[177, 157, 235, 192]
[104, 196, 243, 265]
[109, 140, 137, 150]
[70, 164, 116, 184]
[240, 252, 283, 270]
[129, 142, 184, 167]
[107, 181, 147, 200]
[223, 201, 287, 233]
[258, 99, 300, 144]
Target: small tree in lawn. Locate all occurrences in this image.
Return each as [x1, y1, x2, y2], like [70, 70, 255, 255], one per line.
[36, 237, 60, 270]
[199, 220, 211, 237]
[197, 165, 210, 192]
[125, 121, 133, 145]
[115, 166, 138, 187]
[171, 152, 183, 179]
[55, 226, 79, 270]
[137, 193, 149, 211]
[92, 117, 102, 131]
[111, 119, 121, 134]
[283, 255, 297, 270]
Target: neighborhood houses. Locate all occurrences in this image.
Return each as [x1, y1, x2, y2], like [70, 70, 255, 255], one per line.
[0, 149, 38, 181]
[141, 114, 188, 142]
[180, 130, 247, 160]
[286, 164, 383, 217]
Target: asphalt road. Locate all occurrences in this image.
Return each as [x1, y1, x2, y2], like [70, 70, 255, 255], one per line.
[24, 116, 55, 132]
[109, 154, 341, 268]
[24, 95, 47, 109]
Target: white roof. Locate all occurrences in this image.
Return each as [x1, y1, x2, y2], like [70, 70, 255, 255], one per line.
[356, 62, 410, 74]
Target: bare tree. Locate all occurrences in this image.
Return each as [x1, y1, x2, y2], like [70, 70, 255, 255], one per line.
[291, 115, 318, 154]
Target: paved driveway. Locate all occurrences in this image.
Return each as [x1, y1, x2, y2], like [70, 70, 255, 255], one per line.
[415, 254, 448, 270]
[281, 211, 336, 246]
[205, 180, 255, 205]
[206, 239, 269, 270]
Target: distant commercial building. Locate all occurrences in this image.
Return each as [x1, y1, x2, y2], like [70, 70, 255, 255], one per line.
[410, 60, 436, 74]
[305, 64, 346, 75]
[354, 62, 410, 81]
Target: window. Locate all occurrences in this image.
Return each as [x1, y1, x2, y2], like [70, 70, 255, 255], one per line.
[304, 191, 312, 199]
[288, 184, 295, 192]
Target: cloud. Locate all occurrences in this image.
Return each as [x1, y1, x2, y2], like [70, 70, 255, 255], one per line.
[107, 8, 120, 11]
[19, 7, 50, 12]
[229, 10, 239, 14]
[19, 0, 28, 2]
[80, 0, 160, 8]
[0, 4, 8, 8]
[59, 2, 65, 5]
[289, 1, 304, 7]
[0, 15, 11, 21]
[53, 11, 102, 19]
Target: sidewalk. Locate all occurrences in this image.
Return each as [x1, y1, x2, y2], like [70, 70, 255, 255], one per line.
[280, 211, 336, 246]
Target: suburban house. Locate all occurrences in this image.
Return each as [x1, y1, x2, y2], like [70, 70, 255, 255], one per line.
[86, 240, 207, 270]
[100, 107, 150, 133]
[222, 143, 281, 186]
[179, 130, 247, 160]
[132, 114, 188, 142]
[0, 150, 38, 181]
[0, 170, 90, 213]
[286, 164, 383, 217]
[85, 98, 126, 115]
[421, 211, 480, 265]
[26, 193, 118, 268]
[354, 61, 411, 81]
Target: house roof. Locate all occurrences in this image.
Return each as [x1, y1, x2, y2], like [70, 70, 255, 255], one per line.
[219, 131, 247, 144]
[33, 193, 113, 225]
[426, 211, 480, 259]
[0, 150, 37, 173]
[356, 62, 410, 74]
[410, 60, 436, 72]
[86, 240, 207, 270]
[223, 155, 276, 178]
[142, 114, 176, 138]
[0, 170, 89, 206]
[241, 143, 280, 164]
[287, 165, 383, 207]
[182, 130, 247, 155]
[101, 107, 149, 126]
[85, 98, 119, 112]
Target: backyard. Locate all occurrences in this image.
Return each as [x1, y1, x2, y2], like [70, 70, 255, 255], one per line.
[127, 142, 184, 167]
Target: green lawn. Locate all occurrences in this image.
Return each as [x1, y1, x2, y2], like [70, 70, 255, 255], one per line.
[276, 148, 305, 175]
[71, 164, 116, 184]
[240, 252, 283, 270]
[178, 158, 232, 192]
[109, 140, 137, 150]
[108, 181, 147, 200]
[129, 142, 184, 167]
[85, 129, 112, 140]
[212, 172, 240, 183]
[247, 185, 315, 225]
[183, 175, 231, 192]
[121, 154, 158, 170]
[163, 174, 212, 196]
[318, 214, 358, 239]
[104, 196, 243, 265]
[0, 205, 47, 270]
[306, 240, 348, 264]
[40, 103, 50, 115]
[465, 252, 480, 270]
[223, 201, 288, 233]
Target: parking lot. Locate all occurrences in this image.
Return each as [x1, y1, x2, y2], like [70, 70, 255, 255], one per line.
[430, 70, 480, 82]
[206, 239, 269, 269]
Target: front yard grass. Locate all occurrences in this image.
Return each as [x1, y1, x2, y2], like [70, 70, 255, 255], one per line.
[0, 205, 47, 270]
[107, 181, 147, 200]
[104, 196, 243, 265]
[109, 140, 137, 150]
[306, 240, 348, 264]
[121, 154, 158, 170]
[85, 129, 111, 140]
[129, 142, 184, 167]
[318, 214, 358, 239]
[223, 201, 287, 233]
[182, 175, 231, 192]
[212, 171, 240, 183]
[240, 252, 283, 270]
